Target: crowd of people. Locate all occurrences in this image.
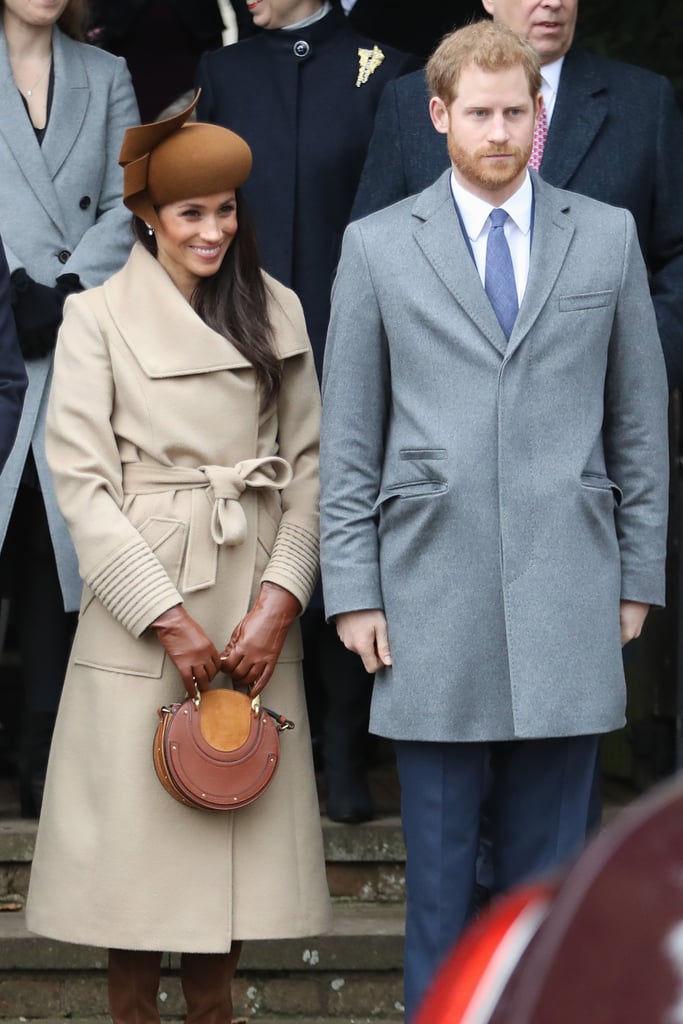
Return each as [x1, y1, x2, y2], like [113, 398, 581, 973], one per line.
[0, 0, 680, 1021]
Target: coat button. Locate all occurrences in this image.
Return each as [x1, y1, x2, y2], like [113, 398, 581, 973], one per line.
[79, 195, 91, 210]
[57, 250, 71, 264]
[293, 39, 310, 58]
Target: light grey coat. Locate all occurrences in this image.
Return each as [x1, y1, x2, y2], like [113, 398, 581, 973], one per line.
[320, 170, 669, 743]
[0, 26, 138, 611]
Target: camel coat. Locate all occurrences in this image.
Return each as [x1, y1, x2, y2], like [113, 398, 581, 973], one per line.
[26, 243, 331, 952]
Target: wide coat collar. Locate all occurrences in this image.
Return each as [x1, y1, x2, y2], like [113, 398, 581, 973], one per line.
[411, 170, 574, 358]
[541, 44, 608, 188]
[103, 243, 310, 378]
[0, 26, 89, 233]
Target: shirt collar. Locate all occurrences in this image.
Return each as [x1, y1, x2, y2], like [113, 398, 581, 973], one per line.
[282, 1, 331, 30]
[541, 56, 563, 99]
[450, 171, 533, 242]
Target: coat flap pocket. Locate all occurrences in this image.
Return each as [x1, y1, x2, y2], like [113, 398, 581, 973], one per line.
[73, 517, 186, 678]
[581, 473, 623, 505]
[73, 595, 167, 678]
[373, 479, 447, 510]
[559, 291, 613, 312]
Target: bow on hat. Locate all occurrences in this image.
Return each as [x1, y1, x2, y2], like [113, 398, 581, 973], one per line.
[119, 91, 253, 231]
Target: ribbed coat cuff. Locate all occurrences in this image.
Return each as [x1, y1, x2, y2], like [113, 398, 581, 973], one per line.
[261, 521, 319, 612]
[85, 536, 182, 637]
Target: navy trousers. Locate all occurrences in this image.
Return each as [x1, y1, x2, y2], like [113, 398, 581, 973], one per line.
[394, 734, 599, 1022]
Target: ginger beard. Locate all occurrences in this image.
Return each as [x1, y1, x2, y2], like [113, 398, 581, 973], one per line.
[448, 135, 532, 195]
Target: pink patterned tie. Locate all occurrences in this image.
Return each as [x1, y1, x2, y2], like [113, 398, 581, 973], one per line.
[529, 97, 548, 171]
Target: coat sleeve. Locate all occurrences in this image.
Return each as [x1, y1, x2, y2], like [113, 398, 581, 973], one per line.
[320, 220, 389, 617]
[260, 300, 322, 611]
[646, 77, 683, 389]
[46, 293, 182, 636]
[604, 209, 669, 606]
[0, 241, 27, 472]
[57, 57, 140, 289]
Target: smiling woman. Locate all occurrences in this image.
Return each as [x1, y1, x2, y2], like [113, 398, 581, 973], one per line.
[25, 92, 331, 1022]
[153, 192, 239, 301]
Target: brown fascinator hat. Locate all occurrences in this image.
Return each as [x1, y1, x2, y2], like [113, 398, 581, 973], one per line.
[118, 91, 253, 232]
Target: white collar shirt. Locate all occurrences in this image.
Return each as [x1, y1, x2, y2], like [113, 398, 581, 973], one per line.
[450, 171, 534, 305]
[540, 56, 564, 125]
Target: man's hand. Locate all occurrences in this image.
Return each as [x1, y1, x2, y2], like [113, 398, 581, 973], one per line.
[335, 609, 392, 674]
[620, 600, 650, 647]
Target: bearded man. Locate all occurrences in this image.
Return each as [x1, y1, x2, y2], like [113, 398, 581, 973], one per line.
[320, 20, 669, 1022]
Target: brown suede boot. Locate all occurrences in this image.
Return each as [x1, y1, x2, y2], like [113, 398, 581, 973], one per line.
[180, 943, 242, 1024]
[108, 948, 163, 1023]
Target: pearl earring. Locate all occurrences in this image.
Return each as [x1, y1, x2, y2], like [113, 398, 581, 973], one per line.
[145, 223, 154, 237]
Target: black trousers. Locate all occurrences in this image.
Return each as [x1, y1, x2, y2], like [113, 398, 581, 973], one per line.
[1, 482, 76, 713]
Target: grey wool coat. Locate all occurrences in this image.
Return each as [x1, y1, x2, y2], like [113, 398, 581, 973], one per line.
[26, 244, 331, 952]
[0, 25, 138, 611]
[320, 170, 669, 744]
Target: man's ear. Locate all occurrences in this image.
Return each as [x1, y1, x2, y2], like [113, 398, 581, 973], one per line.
[481, 0, 495, 16]
[534, 92, 543, 122]
[429, 96, 450, 135]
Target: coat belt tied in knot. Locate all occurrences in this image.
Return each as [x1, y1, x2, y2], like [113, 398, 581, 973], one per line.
[200, 459, 293, 546]
[121, 457, 293, 592]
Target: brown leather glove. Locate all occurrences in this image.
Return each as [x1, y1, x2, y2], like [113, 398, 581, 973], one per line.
[149, 604, 221, 697]
[220, 582, 301, 697]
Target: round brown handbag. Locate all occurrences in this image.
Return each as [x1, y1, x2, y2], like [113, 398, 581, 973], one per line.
[153, 687, 294, 811]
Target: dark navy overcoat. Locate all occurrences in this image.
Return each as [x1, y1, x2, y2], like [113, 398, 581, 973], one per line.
[196, 6, 418, 376]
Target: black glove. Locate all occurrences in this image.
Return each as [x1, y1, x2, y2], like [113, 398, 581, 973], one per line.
[10, 269, 81, 360]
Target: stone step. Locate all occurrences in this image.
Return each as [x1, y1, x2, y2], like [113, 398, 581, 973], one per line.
[0, 904, 405, 1020]
[0, 817, 407, 905]
[0, 904, 405, 970]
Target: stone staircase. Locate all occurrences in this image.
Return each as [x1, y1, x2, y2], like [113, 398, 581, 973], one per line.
[0, 770, 407, 1023]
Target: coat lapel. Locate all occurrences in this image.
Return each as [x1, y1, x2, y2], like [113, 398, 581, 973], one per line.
[42, 29, 89, 183]
[104, 245, 255, 377]
[507, 173, 574, 357]
[412, 172, 508, 357]
[0, 27, 65, 232]
[541, 45, 608, 189]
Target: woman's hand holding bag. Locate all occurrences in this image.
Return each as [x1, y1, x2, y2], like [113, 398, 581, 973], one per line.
[149, 604, 221, 696]
[220, 582, 301, 696]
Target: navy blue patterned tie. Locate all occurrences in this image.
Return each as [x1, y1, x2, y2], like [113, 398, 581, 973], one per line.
[485, 208, 518, 340]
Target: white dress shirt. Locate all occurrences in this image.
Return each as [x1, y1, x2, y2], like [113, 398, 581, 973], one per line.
[540, 56, 564, 125]
[450, 172, 534, 306]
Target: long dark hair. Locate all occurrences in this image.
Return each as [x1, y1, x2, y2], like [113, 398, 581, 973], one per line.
[59, 0, 87, 40]
[135, 192, 282, 408]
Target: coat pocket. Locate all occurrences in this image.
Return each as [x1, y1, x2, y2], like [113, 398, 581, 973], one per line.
[559, 291, 613, 312]
[580, 472, 623, 506]
[373, 478, 448, 512]
[73, 517, 187, 678]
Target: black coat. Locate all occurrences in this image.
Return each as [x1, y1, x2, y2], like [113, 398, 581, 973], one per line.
[88, 0, 225, 120]
[351, 46, 683, 386]
[0, 242, 27, 473]
[196, 5, 419, 375]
